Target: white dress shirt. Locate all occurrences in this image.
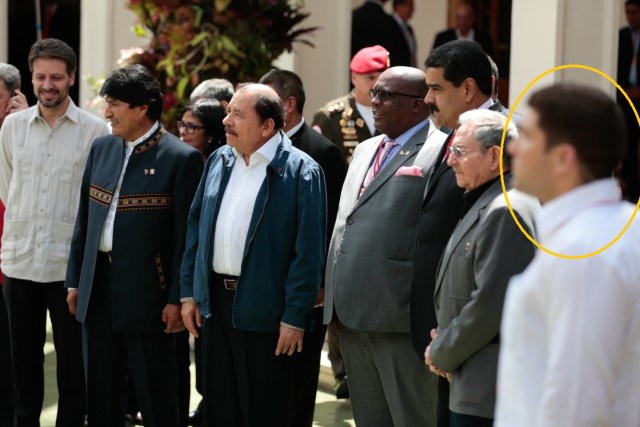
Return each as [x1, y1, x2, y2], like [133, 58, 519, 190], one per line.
[495, 178, 640, 427]
[212, 133, 280, 276]
[98, 122, 159, 252]
[0, 99, 109, 282]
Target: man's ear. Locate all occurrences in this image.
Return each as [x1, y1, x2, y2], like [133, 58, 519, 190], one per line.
[463, 78, 477, 102]
[261, 117, 276, 137]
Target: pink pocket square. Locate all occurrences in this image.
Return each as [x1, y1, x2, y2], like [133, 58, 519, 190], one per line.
[395, 165, 423, 177]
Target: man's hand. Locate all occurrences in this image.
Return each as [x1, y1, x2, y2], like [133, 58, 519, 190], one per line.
[66, 289, 78, 315]
[275, 324, 304, 356]
[425, 328, 449, 379]
[6, 89, 28, 115]
[181, 301, 202, 338]
[162, 303, 184, 333]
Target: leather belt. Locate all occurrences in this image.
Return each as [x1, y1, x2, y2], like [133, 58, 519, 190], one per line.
[213, 273, 238, 291]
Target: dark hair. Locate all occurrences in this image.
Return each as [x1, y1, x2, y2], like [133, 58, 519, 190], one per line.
[528, 84, 626, 180]
[190, 78, 235, 102]
[393, 0, 412, 8]
[28, 38, 77, 74]
[183, 99, 227, 157]
[425, 40, 492, 97]
[100, 65, 163, 121]
[0, 63, 21, 92]
[258, 69, 306, 114]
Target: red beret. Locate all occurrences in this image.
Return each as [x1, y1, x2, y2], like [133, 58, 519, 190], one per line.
[350, 45, 390, 74]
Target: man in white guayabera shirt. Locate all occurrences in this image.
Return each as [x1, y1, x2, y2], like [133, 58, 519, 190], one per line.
[0, 38, 109, 425]
[495, 83, 640, 427]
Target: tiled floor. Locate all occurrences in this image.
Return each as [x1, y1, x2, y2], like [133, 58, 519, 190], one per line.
[36, 316, 354, 426]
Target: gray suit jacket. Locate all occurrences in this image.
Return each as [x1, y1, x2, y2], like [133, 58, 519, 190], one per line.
[430, 177, 539, 418]
[324, 120, 448, 331]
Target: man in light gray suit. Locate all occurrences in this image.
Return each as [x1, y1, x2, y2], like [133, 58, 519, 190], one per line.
[425, 109, 538, 426]
[324, 66, 448, 426]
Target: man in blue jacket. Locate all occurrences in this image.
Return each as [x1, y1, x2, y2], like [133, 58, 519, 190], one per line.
[180, 83, 326, 426]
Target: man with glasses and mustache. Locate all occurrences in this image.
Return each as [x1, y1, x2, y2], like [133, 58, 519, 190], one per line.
[325, 66, 447, 426]
[0, 38, 109, 426]
[411, 39, 505, 427]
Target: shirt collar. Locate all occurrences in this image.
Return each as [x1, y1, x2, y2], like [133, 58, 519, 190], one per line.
[285, 117, 305, 138]
[28, 97, 79, 125]
[537, 178, 621, 243]
[231, 131, 281, 164]
[385, 119, 429, 147]
[479, 98, 495, 110]
[455, 28, 476, 40]
[128, 121, 160, 149]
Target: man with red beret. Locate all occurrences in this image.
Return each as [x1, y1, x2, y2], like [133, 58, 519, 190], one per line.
[312, 45, 390, 163]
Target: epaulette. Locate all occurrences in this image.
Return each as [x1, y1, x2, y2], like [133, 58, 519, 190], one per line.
[327, 101, 346, 115]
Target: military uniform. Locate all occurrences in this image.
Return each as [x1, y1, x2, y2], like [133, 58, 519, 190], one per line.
[311, 92, 375, 163]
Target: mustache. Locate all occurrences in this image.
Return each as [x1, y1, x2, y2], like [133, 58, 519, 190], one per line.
[427, 103, 439, 114]
[225, 126, 237, 136]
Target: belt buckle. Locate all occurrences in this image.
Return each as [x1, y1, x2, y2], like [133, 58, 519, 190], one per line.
[223, 278, 237, 290]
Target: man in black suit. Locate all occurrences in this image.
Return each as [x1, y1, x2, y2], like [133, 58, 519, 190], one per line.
[412, 39, 498, 427]
[392, 0, 417, 67]
[65, 65, 204, 427]
[432, 1, 494, 57]
[352, 0, 411, 67]
[259, 69, 347, 426]
[617, 0, 640, 202]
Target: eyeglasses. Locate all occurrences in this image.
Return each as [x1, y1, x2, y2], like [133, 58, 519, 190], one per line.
[369, 88, 424, 102]
[177, 121, 204, 134]
[448, 145, 481, 158]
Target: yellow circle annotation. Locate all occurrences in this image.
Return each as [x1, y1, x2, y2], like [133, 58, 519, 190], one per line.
[498, 63, 640, 260]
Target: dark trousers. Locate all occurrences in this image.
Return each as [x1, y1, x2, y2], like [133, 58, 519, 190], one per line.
[174, 330, 191, 427]
[450, 411, 493, 427]
[0, 285, 13, 427]
[84, 253, 178, 427]
[438, 376, 451, 427]
[202, 276, 296, 427]
[290, 306, 326, 427]
[2, 276, 85, 427]
[327, 323, 345, 380]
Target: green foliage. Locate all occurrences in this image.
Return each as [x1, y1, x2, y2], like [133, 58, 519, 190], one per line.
[120, 0, 317, 129]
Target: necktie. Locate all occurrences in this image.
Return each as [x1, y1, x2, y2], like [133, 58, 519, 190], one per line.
[442, 130, 456, 164]
[360, 139, 397, 196]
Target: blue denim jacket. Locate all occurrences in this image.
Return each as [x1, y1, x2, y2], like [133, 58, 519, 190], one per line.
[180, 131, 326, 332]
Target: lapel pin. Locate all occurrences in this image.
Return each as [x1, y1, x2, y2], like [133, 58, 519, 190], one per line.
[399, 150, 410, 156]
[464, 242, 471, 252]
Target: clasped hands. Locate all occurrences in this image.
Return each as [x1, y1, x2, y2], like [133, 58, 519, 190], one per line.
[424, 328, 451, 381]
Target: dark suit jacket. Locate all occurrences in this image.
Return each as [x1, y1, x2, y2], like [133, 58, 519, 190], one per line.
[65, 127, 204, 331]
[289, 123, 347, 245]
[410, 132, 465, 357]
[351, 1, 411, 66]
[618, 27, 639, 89]
[430, 177, 538, 418]
[324, 121, 448, 330]
[432, 29, 494, 57]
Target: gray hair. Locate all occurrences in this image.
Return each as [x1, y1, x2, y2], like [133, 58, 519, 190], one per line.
[190, 78, 234, 102]
[458, 109, 518, 150]
[0, 63, 21, 92]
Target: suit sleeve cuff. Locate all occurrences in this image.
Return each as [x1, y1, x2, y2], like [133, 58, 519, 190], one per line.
[280, 321, 305, 332]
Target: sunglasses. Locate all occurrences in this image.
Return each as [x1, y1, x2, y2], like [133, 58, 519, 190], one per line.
[369, 88, 424, 102]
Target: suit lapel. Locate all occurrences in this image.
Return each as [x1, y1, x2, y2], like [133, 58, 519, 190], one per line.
[433, 180, 503, 296]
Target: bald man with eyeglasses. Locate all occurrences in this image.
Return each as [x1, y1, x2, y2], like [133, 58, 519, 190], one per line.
[324, 66, 447, 426]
